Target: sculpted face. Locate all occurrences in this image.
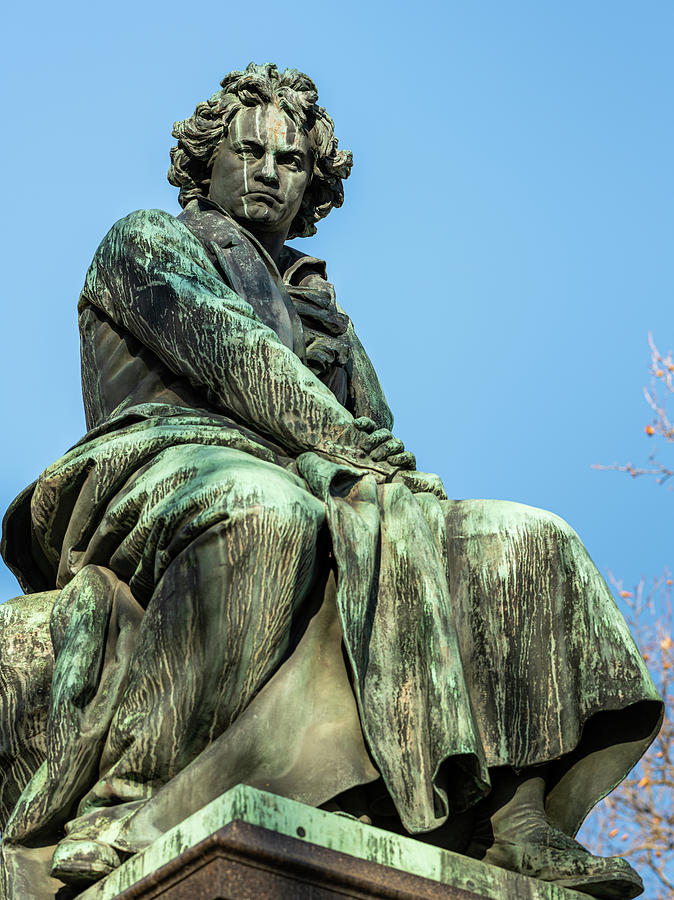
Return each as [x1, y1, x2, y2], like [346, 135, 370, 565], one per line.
[209, 104, 312, 240]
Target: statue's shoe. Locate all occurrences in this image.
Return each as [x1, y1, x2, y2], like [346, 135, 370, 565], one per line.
[50, 837, 121, 885]
[332, 810, 373, 825]
[483, 827, 643, 899]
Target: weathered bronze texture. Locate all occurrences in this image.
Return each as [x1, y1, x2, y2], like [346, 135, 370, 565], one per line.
[111, 821, 494, 900]
[74, 785, 588, 900]
[0, 63, 663, 899]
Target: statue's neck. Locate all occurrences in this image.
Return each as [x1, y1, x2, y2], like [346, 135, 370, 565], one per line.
[195, 196, 286, 276]
[245, 228, 287, 267]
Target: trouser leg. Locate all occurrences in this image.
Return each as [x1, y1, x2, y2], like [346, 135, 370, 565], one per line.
[442, 498, 661, 837]
[81, 497, 324, 812]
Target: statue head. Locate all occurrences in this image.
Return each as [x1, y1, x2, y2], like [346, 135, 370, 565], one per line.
[169, 63, 353, 240]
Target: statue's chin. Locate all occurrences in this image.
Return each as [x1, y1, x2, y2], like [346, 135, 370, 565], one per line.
[237, 207, 275, 229]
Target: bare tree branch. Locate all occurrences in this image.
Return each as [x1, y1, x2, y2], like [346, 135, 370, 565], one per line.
[584, 336, 674, 897]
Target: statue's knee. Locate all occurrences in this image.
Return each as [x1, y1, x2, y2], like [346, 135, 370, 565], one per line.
[218, 464, 325, 544]
[233, 495, 323, 549]
[0, 591, 58, 827]
[485, 499, 579, 543]
[446, 498, 584, 571]
[518, 504, 580, 547]
[0, 592, 56, 715]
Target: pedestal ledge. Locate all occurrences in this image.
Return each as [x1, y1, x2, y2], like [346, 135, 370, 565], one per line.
[79, 785, 586, 900]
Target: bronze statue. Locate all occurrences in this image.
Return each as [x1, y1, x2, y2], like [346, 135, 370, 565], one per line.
[0, 63, 662, 899]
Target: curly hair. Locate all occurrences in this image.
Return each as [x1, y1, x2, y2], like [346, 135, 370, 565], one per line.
[168, 63, 353, 239]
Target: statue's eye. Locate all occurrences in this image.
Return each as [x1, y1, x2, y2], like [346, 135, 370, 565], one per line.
[237, 145, 263, 159]
[278, 153, 302, 170]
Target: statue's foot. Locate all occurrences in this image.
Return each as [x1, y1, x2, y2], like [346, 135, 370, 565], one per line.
[321, 797, 373, 825]
[332, 810, 373, 825]
[50, 837, 121, 885]
[483, 824, 643, 899]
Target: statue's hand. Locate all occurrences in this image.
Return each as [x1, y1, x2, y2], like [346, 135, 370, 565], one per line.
[390, 470, 448, 500]
[352, 418, 416, 470]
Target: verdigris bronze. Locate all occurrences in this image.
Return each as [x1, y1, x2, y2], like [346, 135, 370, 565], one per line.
[0, 63, 663, 900]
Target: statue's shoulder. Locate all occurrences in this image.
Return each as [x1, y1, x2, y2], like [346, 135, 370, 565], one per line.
[82, 210, 208, 306]
[91, 209, 202, 271]
[104, 208, 187, 245]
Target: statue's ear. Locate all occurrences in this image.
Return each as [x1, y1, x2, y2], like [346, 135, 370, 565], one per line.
[301, 177, 312, 204]
[289, 183, 316, 240]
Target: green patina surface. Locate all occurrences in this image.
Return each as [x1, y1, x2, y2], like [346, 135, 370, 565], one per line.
[0, 61, 662, 900]
[79, 785, 585, 900]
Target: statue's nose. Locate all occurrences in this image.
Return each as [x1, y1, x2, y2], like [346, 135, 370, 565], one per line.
[259, 152, 279, 186]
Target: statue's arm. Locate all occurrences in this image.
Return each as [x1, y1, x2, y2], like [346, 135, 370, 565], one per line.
[79, 209, 386, 465]
[343, 320, 394, 431]
[342, 314, 447, 499]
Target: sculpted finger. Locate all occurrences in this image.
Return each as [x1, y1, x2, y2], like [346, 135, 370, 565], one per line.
[362, 428, 396, 452]
[387, 451, 416, 469]
[353, 416, 378, 434]
[370, 437, 405, 461]
[391, 469, 447, 497]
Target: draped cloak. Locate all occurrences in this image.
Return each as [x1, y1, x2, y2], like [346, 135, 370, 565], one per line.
[0, 199, 663, 873]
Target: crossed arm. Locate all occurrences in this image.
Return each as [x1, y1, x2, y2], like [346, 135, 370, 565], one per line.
[80, 208, 419, 477]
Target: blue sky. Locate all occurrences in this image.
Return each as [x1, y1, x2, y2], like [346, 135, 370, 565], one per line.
[1, 0, 672, 608]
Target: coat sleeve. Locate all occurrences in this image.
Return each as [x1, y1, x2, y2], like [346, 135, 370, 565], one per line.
[79, 209, 373, 462]
[344, 322, 394, 431]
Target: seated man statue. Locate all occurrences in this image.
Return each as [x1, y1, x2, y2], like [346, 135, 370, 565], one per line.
[0, 62, 662, 900]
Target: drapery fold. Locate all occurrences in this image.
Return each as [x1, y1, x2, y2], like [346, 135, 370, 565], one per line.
[0, 204, 662, 895]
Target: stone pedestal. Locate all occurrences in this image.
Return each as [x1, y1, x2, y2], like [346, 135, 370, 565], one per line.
[107, 821, 489, 899]
[80, 785, 585, 900]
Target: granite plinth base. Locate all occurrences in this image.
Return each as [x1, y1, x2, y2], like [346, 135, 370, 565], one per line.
[110, 820, 491, 899]
[80, 785, 585, 900]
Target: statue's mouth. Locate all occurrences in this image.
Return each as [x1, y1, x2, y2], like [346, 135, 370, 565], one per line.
[245, 191, 281, 206]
